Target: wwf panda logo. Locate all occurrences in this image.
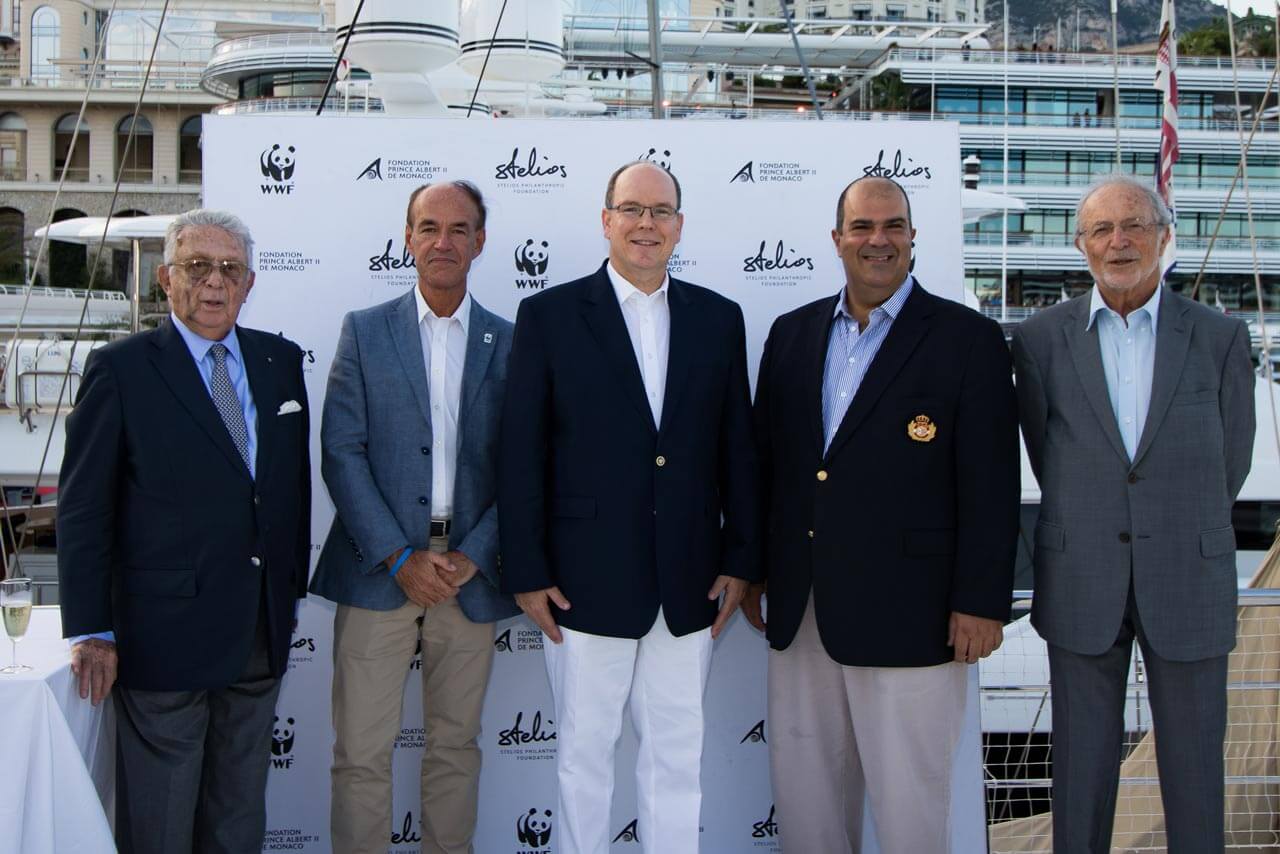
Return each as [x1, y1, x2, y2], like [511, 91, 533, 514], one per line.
[260, 144, 296, 182]
[516, 808, 552, 847]
[271, 715, 295, 756]
[514, 240, 550, 276]
[639, 147, 673, 170]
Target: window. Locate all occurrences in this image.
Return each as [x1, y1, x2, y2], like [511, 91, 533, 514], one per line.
[30, 6, 59, 81]
[115, 114, 152, 183]
[0, 207, 23, 282]
[179, 115, 201, 184]
[53, 114, 89, 181]
[0, 113, 26, 181]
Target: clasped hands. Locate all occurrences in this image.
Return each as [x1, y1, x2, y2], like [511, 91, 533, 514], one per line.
[515, 575, 748, 644]
[390, 548, 480, 608]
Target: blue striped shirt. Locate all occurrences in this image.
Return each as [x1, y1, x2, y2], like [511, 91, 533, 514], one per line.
[171, 313, 259, 479]
[821, 277, 913, 453]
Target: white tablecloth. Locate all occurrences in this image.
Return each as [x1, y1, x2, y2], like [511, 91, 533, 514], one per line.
[0, 606, 114, 854]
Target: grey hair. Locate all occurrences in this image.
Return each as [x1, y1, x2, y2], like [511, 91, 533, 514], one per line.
[1074, 175, 1173, 235]
[163, 209, 254, 268]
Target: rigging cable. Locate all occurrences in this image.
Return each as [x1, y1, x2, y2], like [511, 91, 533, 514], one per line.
[1, 0, 122, 374]
[317, 0, 366, 117]
[466, 0, 512, 116]
[1224, 5, 1280, 469]
[6, 0, 175, 569]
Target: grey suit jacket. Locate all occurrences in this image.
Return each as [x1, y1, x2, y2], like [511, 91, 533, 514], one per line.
[1012, 287, 1255, 662]
[310, 290, 520, 623]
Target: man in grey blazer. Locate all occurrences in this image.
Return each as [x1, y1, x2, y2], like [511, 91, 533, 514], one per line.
[1012, 174, 1255, 853]
[310, 180, 519, 854]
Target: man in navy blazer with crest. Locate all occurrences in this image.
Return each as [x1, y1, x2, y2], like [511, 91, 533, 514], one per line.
[745, 176, 1019, 852]
[499, 161, 761, 854]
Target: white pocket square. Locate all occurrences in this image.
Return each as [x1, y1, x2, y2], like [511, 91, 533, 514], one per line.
[277, 400, 302, 415]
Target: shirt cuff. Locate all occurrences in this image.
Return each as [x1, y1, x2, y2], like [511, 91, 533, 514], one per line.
[71, 632, 115, 645]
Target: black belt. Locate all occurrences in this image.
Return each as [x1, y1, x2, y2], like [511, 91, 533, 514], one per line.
[430, 518, 451, 538]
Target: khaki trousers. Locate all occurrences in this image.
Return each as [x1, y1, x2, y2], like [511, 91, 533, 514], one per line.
[329, 537, 495, 854]
[768, 596, 967, 854]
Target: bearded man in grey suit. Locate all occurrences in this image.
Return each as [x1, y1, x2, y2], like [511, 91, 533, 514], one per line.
[1012, 174, 1255, 854]
[310, 180, 519, 854]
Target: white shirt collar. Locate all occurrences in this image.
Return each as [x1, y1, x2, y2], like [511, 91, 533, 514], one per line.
[414, 286, 471, 334]
[607, 261, 669, 306]
[1086, 283, 1161, 332]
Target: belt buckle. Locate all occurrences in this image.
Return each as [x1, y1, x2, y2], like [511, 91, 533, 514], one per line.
[430, 519, 450, 538]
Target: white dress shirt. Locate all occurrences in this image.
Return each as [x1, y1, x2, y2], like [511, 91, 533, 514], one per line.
[607, 262, 670, 425]
[1087, 284, 1160, 460]
[414, 286, 470, 518]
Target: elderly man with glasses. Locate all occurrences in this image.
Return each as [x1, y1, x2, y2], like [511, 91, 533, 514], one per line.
[58, 208, 311, 854]
[499, 160, 761, 854]
[1012, 174, 1256, 853]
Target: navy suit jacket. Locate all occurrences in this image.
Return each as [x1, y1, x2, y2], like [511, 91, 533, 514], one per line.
[754, 281, 1020, 667]
[310, 290, 519, 623]
[498, 263, 762, 638]
[57, 320, 311, 691]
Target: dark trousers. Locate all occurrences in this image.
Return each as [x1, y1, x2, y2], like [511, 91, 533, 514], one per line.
[114, 607, 281, 854]
[1048, 587, 1228, 854]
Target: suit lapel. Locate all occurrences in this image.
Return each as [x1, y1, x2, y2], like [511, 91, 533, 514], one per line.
[459, 299, 498, 438]
[389, 289, 433, 430]
[581, 267, 656, 433]
[147, 320, 251, 479]
[238, 328, 278, 484]
[1131, 288, 1192, 469]
[802, 296, 840, 458]
[1062, 298, 1130, 465]
[823, 284, 932, 462]
[657, 280, 692, 436]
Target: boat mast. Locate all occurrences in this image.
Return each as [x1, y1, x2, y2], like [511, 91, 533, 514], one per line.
[1110, 0, 1122, 167]
[646, 0, 665, 118]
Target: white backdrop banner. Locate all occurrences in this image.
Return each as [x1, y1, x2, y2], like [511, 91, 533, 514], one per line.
[202, 115, 979, 854]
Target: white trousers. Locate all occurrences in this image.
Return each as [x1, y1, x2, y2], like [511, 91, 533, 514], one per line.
[768, 597, 967, 854]
[543, 609, 713, 854]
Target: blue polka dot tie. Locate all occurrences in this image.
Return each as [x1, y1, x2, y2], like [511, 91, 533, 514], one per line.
[209, 343, 252, 473]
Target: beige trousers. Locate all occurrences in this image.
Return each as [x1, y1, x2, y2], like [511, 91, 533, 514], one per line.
[768, 596, 967, 854]
[329, 537, 495, 854]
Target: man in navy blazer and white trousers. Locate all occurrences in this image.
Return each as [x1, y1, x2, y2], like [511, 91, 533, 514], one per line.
[310, 181, 519, 854]
[499, 161, 762, 854]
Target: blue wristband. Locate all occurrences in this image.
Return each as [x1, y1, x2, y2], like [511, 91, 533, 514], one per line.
[389, 547, 413, 577]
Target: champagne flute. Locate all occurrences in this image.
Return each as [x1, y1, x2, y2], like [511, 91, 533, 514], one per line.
[0, 578, 33, 674]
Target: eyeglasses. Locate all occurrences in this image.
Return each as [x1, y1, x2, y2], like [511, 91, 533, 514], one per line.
[1078, 219, 1160, 243]
[170, 258, 249, 284]
[607, 204, 679, 222]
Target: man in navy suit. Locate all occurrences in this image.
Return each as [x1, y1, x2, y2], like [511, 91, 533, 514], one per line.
[744, 176, 1019, 852]
[58, 209, 311, 854]
[310, 181, 519, 854]
[499, 161, 761, 854]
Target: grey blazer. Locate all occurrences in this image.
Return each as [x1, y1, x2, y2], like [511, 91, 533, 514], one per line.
[1012, 287, 1255, 662]
[310, 290, 520, 623]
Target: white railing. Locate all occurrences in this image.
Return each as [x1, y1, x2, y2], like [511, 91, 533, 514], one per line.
[985, 588, 1280, 852]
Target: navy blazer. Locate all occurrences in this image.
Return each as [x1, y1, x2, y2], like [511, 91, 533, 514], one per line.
[754, 282, 1020, 667]
[57, 320, 311, 691]
[498, 263, 762, 639]
[310, 291, 519, 624]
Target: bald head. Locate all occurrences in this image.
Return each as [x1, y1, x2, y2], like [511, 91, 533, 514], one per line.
[605, 161, 682, 211]
[835, 176, 912, 232]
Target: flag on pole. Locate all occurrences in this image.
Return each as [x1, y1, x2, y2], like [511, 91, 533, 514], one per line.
[1154, 0, 1179, 277]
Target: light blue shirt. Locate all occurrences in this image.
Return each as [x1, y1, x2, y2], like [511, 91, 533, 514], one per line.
[73, 315, 260, 647]
[1086, 285, 1161, 461]
[821, 276, 913, 453]
[170, 313, 259, 479]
